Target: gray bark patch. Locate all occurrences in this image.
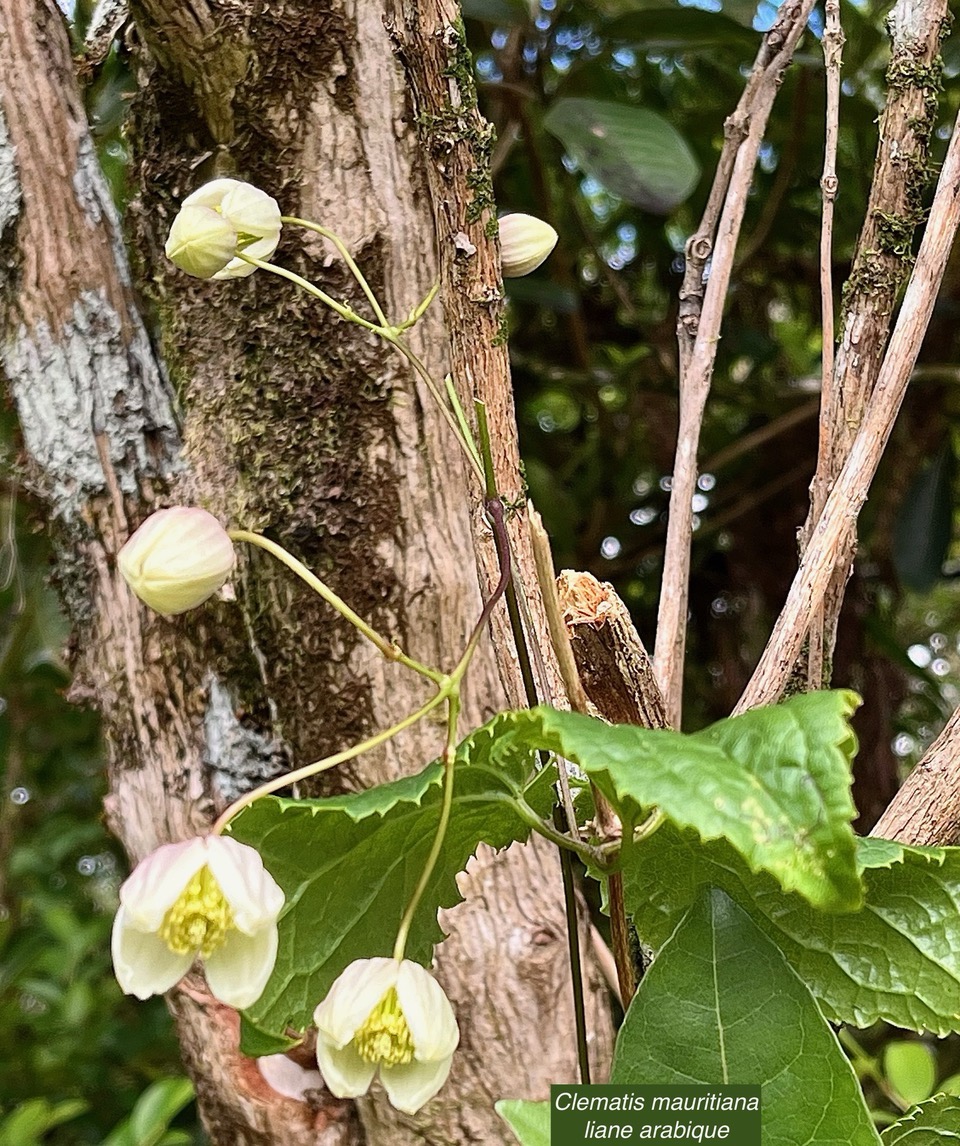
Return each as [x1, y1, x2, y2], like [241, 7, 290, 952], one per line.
[0, 108, 22, 243]
[204, 674, 290, 803]
[4, 288, 181, 518]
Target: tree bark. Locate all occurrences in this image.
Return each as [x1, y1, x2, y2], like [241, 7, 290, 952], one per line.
[0, 1, 613, 1143]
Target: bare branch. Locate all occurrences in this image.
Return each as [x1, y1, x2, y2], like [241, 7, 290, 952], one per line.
[806, 0, 844, 687]
[801, 0, 950, 682]
[873, 705, 960, 845]
[737, 106, 960, 713]
[654, 0, 819, 726]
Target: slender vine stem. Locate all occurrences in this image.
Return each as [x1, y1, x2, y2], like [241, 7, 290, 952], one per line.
[211, 692, 445, 835]
[236, 252, 483, 480]
[394, 694, 461, 961]
[229, 530, 443, 684]
[281, 216, 390, 327]
[474, 402, 592, 1085]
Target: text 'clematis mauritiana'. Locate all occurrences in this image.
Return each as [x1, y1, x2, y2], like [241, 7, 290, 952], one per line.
[314, 957, 460, 1114]
[112, 835, 284, 1010]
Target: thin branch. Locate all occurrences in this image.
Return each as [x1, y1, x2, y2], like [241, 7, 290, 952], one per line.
[806, 0, 844, 688]
[737, 107, 960, 713]
[799, 0, 950, 682]
[654, 0, 819, 726]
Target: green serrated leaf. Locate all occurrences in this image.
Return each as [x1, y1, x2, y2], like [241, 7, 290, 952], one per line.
[884, 1042, 937, 1109]
[230, 745, 553, 1042]
[495, 1099, 551, 1146]
[529, 691, 862, 911]
[612, 888, 881, 1146]
[882, 1093, 960, 1143]
[543, 98, 700, 212]
[621, 826, 960, 1034]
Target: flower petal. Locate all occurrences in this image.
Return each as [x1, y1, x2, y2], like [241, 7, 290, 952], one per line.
[315, 1036, 377, 1099]
[313, 958, 399, 1047]
[119, 839, 208, 930]
[164, 205, 238, 279]
[395, 961, 459, 1061]
[205, 836, 284, 933]
[112, 905, 193, 999]
[220, 182, 281, 239]
[204, 923, 278, 1009]
[182, 178, 242, 209]
[380, 1056, 453, 1114]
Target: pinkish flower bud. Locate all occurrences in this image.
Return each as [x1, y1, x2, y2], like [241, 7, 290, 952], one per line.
[118, 507, 235, 615]
[498, 213, 558, 277]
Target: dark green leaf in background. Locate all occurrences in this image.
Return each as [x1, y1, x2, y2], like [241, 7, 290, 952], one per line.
[612, 888, 881, 1146]
[603, 9, 759, 52]
[543, 98, 700, 212]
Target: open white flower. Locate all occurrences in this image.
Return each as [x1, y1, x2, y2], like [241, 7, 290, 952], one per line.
[118, 506, 236, 615]
[165, 178, 282, 279]
[112, 835, 284, 1010]
[498, 212, 558, 277]
[314, 958, 459, 1114]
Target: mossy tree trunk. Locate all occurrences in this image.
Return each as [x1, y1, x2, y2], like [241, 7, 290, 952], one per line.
[0, 0, 613, 1143]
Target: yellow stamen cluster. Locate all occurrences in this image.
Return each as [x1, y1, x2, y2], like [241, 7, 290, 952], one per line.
[158, 866, 233, 957]
[354, 988, 416, 1066]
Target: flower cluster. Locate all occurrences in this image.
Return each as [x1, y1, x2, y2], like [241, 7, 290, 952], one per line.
[113, 841, 458, 1113]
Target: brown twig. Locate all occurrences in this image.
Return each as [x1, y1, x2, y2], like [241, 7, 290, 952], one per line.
[737, 106, 960, 713]
[799, 0, 949, 684]
[806, 0, 844, 688]
[654, 0, 819, 726]
[872, 704, 960, 845]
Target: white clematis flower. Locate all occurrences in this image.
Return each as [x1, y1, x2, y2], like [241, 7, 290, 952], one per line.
[112, 835, 284, 1010]
[498, 212, 558, 277]
[165, 178, 282, 279]
[314, 958, 459, 1115]
[118, 506, 236, 616]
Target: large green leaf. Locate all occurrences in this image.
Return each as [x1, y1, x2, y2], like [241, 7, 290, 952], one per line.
[612, 888, 881, 1146]
[495, 1099, 551, 1146]
[621, 826, 960, 1034]
[543, 98, 700, 212]
[882, 1093, 960, 1143]
[527, 691, 862, 911]
[229, 735, 554, 1046]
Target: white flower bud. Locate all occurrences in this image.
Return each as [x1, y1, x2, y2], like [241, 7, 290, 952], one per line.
[166, 179, 282, 280]
[118, 507, 235, 615]
[112, 835, 284, 1010]
[165, 205, 239, 279]
[498, 212, 558, 277]
[314, 958, 459, 1114]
